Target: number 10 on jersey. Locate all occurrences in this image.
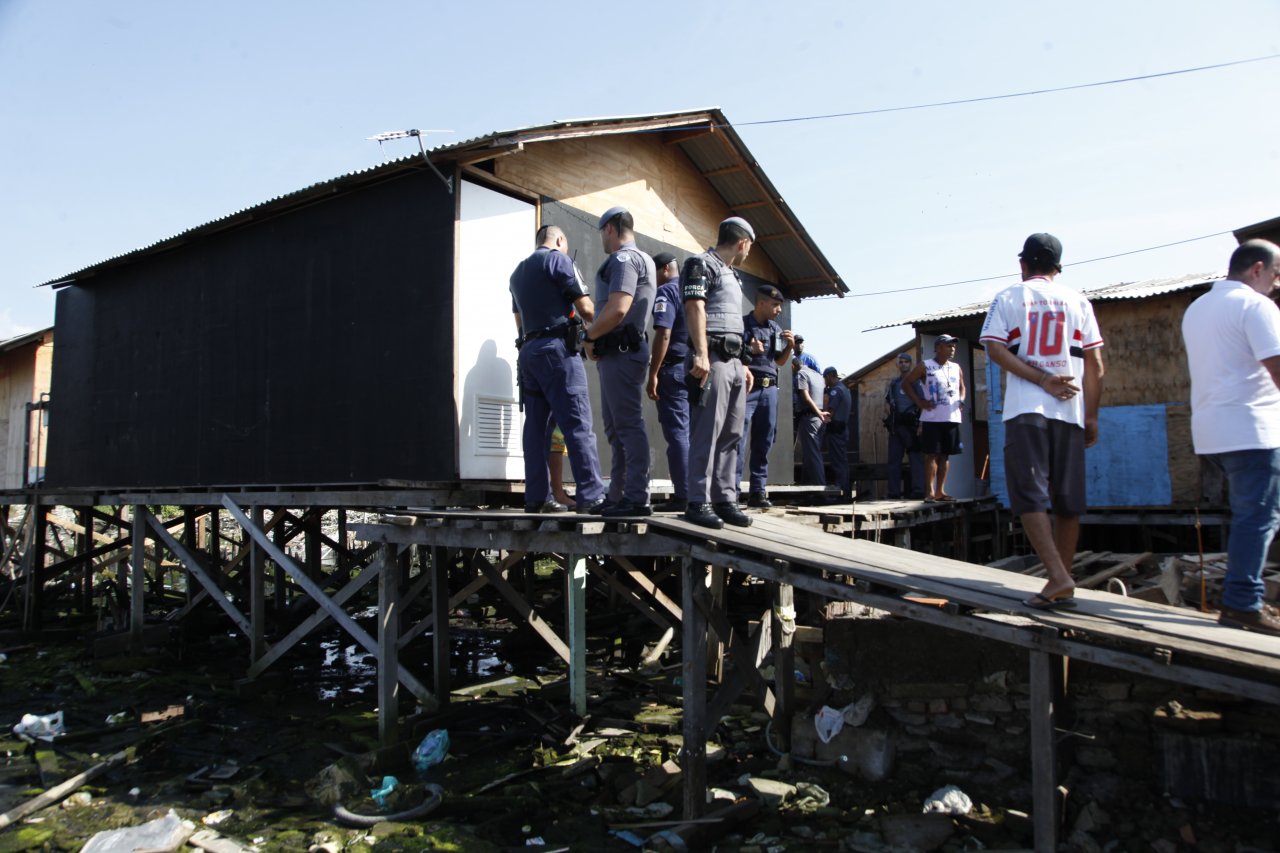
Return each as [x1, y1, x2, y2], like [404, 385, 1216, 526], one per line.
[1025, 310, 1065, 356]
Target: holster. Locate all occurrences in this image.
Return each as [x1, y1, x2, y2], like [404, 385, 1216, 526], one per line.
[711, 333, 743, 360]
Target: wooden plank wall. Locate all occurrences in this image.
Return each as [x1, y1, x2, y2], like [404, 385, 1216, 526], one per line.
[0, 339, 49, 491]
[494, 134, 782, 283]
[1092, 293, 1199, 408]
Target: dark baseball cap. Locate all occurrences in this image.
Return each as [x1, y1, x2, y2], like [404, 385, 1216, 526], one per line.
[756, 284, 784, 303]
[1019, 233, 1063, 266]
[598, 206, 628, 229]
[823, 366, 839, 377]
[721, 216, 756, 241]
[936, 334, 958, 344]
[653, 252, 676, 268]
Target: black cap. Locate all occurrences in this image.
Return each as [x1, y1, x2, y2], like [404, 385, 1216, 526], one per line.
[936, 334, 958, 344]
[756, 284, 784, 302]
[823, 366, 839, 377]
[653, 252, 676, 268]
[1019, 233, 1063, 267]
[795, 334, 805, 342]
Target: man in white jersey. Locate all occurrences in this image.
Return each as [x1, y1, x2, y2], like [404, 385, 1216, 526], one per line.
[980, 233, 1105, 610]
[1182, 239, 1280, 636]
[903, 334, 966, 501]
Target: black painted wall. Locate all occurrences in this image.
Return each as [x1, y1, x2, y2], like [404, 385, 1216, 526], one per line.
[46, 170, 456, 488]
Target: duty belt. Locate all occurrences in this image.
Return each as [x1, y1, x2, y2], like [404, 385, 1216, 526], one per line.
[751, 371, 778, 388]
[523, 325, 566, 341]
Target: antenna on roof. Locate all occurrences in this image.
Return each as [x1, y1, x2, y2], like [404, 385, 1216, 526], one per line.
[367, 128, 455, 194]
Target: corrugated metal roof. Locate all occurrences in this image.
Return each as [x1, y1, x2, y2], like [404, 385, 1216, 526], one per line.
[0, 326, 52, 354]
[869, 272, 1222, 330]
[42, 108, 847, 298]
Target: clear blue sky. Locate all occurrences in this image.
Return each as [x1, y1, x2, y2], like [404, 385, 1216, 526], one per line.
[2, 0, 1278, 371]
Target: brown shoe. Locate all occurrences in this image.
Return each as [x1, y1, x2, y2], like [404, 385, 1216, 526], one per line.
[1218, 605, 1280, 636]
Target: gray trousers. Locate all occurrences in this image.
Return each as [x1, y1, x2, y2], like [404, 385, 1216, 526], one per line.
[597, 352, 651, 504]
[798, 414, 826, 485]
[687, 353, 747, 504]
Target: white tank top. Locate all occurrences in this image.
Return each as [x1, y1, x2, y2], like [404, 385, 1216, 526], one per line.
[920, 358, 962, 423]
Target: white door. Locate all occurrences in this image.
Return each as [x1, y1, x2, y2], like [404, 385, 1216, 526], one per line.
[455, 180, 535, 480]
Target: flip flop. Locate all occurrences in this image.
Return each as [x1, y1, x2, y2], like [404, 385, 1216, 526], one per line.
[1024, 592, 1077, 611]
[936, 494, 956, 502]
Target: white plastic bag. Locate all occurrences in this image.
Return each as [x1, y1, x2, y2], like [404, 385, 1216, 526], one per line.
[813, 705, 844, 744]
[13, 710, 64, 741]
[80, 809, 195, 853]
[923, 784, 973, 815]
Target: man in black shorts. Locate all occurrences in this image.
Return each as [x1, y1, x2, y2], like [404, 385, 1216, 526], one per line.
[903, 335, 965, 500]
[980, 234, 1105, 609]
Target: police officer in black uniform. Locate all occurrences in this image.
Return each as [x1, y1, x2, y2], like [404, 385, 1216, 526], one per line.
[682, 217, 757, 529]
[510, 224, 607, 514]
[647, 252, 690, 512]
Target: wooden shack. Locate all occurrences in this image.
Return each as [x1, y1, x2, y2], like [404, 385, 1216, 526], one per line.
[39, 110, 845, 491]
[877, 273, 1220, 509]
[842, 340, 919, 497]
[0, 328, 53, 490]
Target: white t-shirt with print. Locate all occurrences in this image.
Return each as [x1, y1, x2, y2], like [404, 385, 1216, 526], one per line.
[919, 358, 963, 423]
[980, 277, 1104, 427]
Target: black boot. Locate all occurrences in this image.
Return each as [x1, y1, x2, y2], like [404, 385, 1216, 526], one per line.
[683, 502, 724, 529]
[713, 502, 753, 527]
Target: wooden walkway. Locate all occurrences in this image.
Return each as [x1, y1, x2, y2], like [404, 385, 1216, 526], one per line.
[352, 507, 1279, 852]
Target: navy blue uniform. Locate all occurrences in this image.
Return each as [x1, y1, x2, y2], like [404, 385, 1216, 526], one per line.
[737, 312, 784, 495]
[824, 380, 852, 492]
[593, 242, 657, 505]
[651, 280, 689, 500]
[510, 246, 605, 508]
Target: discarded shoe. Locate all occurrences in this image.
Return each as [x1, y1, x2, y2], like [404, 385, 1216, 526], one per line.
[747, 492, 772, 509]
[576, 498, 607, 515]
[684, 503, 725, 529]
[602, 500, 653, 518]
[713, 502, 753, 527]
[1024, 589, 1076, 611]
[1218, 605, 1280, 636]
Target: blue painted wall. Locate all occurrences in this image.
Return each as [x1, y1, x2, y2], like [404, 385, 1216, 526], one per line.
[986, 359, 1172, 509]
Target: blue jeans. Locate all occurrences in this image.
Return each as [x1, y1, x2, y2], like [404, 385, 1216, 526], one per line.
[1208, 448, 1280, 612]
[737, 384, 778, 494]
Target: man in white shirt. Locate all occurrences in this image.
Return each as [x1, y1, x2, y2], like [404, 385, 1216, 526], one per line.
[980, 233, 1105, 610]
[1182, 239, 1280, 636]
[903, 335, 966, 501]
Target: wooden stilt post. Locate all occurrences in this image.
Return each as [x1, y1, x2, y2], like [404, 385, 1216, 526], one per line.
[249, 505, 266, 663]
[1030, 650, 1060, 851]
[183, 513, 196, 605]
[207, 508, 220, 583]
[337, 510, 349, 574]
[430, 547, 450, 705]
[706, 564, 726, 683]
[273, 510, 287, 610]
[77, 508, 92, 616]
[378, 544, 401, 746]
[130, 505, 146, 650]
[566, 551, 587, 715]
[681, 558, 709, 820]
[306, 512, 321, 582]
[773, 582, 796, 766]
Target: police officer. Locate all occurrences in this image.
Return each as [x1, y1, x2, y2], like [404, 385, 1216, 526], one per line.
[583, 206, 657, 517]
[793, 357, 830, 485]
[823, 366, 852, 496]
[647, 252, 689, 513]
[737, 284, 794, 508]
[510, 225, 607, 514]
[682, 217, 757, 529]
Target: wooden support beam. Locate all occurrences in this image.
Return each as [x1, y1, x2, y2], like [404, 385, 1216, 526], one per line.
[222, 496, 435, 707]
[613, 555, 683, 621]
[1030, 650, 1060, 851]
[566, 553, 587, 715]
[379, 544, 402, 746]
[587, 560, 672, 631]
[77, 508, 92, 616]
[662, 126, 714, 145]
[249, 506, 266, 663]
[472, 552, 572, 664]
[130, 506, 145, 650]
[144, 509, 253, 638]
[703, 164, 743, 177]
[707, 565, 727, 683]
[430, 547, 451, 704]
[398, 572, 489, 651]
[681, 558, 709, 820]
[773, 584, 797, 764]
[246, 555, 383, 678]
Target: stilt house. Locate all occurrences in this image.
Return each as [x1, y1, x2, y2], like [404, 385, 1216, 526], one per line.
[0, 328, 54, 489]
[39, 110, 845, 491]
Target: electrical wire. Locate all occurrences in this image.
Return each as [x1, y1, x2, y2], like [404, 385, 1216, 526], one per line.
[737, 54, 1280, 127]
[827, 229, 1236, 299]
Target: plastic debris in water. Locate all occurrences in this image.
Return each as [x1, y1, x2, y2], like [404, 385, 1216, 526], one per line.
[923, 784, 973, 815]
[412, 729, 450, 775]
[201, 809, 234, 826]
[370, 775, 399, 809]
[12, 711, 64, 741]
